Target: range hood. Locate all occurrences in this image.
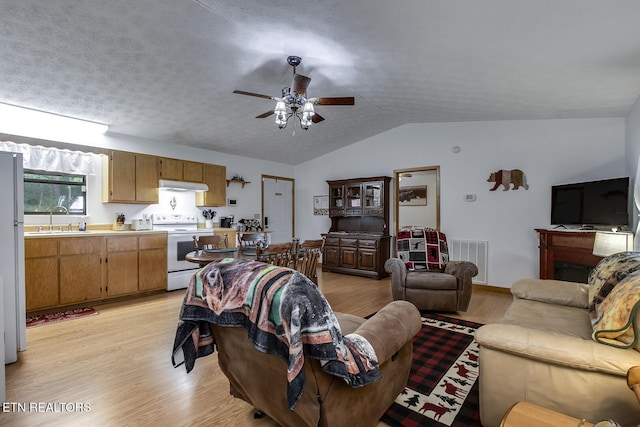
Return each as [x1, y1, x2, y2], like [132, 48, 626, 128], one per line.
[158, 179, 209, 192]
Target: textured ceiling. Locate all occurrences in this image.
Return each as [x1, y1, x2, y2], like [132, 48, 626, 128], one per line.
[1, 1, 640, 164]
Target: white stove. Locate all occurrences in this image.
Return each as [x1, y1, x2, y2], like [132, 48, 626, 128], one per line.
[151, 213, 213, 291]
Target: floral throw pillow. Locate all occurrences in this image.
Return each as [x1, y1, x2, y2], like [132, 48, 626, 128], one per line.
[592, 270, 640, 350]
[588, 251, 640, 327]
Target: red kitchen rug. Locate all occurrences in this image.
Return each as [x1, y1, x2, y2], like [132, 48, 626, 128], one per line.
[26, 307, 99, 328]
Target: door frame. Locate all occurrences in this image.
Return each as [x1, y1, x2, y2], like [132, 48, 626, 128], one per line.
[261, 174, 295, 239]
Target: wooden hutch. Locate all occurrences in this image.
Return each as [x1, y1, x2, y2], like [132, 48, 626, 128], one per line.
[322, 176, 392, 279]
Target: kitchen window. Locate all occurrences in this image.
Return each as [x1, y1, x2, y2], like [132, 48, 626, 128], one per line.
[24, 170, 87, 215]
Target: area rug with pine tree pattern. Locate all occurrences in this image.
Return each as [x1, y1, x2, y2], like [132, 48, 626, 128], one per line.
[26, 307, 99, 328]
[381, 313, 482, 427]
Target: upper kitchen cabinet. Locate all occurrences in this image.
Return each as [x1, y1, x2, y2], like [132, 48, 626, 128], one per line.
[102, 151, 158, 204]
[196, 163, 227, 207]
[159, 158, 203, 183]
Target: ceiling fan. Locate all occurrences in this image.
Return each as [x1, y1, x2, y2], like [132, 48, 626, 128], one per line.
[233, 56, 355, 130]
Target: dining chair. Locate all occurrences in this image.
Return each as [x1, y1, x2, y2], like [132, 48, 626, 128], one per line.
[256, 241, 295, 267]
[193, 234, 229, 250]
[296, 247, 322, 285]
[238, 231, 265, 258]
[299, 237, 325, 251]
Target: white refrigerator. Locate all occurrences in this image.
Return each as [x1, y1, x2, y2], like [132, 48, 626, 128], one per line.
[0, 151, 26, 366]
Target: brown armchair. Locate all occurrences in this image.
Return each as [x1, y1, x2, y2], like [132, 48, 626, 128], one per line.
[384, 257, 478, 312]
[211, 300, 421, 427]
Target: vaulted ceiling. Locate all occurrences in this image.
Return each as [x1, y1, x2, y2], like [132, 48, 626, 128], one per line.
[2, 1, 640, 164]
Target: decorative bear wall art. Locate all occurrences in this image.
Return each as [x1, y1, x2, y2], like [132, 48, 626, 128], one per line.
[487, 169, 529, 191]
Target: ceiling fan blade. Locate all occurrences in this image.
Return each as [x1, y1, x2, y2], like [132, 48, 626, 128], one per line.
[312, 97, 355, 106]
[233, 90, 275, 100]
[293, 74, 311, 96]
[312, 113, 325, 124]
[255, 109, 275, 119]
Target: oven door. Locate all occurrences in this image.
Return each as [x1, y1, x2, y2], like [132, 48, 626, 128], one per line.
[166, 231, 213, 291]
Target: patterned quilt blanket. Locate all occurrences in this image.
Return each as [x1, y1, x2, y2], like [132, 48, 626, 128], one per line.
[171, 258, 381, 410]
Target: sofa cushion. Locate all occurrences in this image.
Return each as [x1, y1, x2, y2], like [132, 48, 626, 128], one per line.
[501, 298, 594, 340]
[592, 270, 640, 350]
[396, 228, 448, 271]
[588, 251, 640, 327]
[511, 278, 589, 308]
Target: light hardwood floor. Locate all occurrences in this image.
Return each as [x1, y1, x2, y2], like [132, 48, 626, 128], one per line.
[4, 269, 512, 426]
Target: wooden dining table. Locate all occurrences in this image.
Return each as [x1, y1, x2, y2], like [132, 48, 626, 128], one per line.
[185, 248, 237, 267]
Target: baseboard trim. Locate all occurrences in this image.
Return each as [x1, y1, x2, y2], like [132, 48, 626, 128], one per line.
[473, 283, 511, 294]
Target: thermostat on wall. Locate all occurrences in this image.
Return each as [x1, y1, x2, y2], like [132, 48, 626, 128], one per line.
[227, 198, 237, 206]
[464, 194, 476, 202]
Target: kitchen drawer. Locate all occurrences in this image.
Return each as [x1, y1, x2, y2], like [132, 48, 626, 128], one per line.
[340, 238, 358, 247]
[59, 237, 102, 255]
[139, 233, 167, 250]
[358, 239, 378, 248]
[107, 236, 138, 252]
[324, 237, 341, 246]
[25, 239, 58, 258]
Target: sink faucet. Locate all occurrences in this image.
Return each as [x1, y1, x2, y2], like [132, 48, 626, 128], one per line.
[49, 205, 68, 231]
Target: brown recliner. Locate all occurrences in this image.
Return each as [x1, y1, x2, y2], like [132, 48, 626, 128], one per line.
[212, 300, 421, 427]
[385, 257, 478, 312]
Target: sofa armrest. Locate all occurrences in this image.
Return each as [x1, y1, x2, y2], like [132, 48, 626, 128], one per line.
[475, 323, 640, 375]
[511, 278, 589, 308]
[353, 300, 421, 364]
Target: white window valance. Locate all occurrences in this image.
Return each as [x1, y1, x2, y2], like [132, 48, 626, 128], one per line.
[0, 141, 101, 175]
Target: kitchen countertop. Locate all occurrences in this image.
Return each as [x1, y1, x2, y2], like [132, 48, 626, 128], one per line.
[24, 229, 167, 238]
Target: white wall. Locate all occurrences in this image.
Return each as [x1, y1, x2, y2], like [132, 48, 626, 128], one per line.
[295, 118, 627, 288]
[21, 132, 294, 228]
[626, 95, 640, 239]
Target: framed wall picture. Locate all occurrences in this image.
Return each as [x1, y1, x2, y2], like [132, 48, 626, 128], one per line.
[399, 185, 428, 206]
[313, 195, 329, 215]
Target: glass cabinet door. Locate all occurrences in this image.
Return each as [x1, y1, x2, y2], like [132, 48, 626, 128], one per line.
[329, 184, 345, 216]
[363, 181, 383, 215]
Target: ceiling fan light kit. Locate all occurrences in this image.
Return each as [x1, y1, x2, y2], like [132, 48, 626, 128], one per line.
[233, 56, 354, 131]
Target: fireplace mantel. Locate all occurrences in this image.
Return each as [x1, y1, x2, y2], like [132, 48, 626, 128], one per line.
[535, 229, 604, 281]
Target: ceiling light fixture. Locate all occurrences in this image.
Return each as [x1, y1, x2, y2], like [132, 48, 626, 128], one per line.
[273, 56, 315, 130]
[233, 56, 354, 131]
[0, 103, 108, 142]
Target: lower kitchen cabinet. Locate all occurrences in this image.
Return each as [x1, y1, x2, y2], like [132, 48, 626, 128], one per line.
[25, 238, 59, 311]
[106, 236, 139, 297]
[25, 232, 168, 313]
[59, 237, 103, 305]
[138, 234, 167, 291]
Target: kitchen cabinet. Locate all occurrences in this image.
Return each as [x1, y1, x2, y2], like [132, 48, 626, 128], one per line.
[25, 239, 59, 311]
[138, 233, 167, 291]
[24, 231, 168, 314]
[102, 151, 158, 204]
[213, 228, 236, 249]
[59, 237, 103, 304]
[158, 158, 204, 183]
[196, 163, 227, 207]
[106, 236, 139, 297]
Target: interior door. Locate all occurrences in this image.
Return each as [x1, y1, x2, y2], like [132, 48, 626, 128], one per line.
[262, 176, 294, 244]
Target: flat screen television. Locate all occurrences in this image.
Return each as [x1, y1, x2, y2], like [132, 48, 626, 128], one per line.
[551, 177, 630, 226]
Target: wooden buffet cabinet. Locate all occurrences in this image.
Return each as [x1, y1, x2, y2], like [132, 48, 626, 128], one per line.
[322, 176, 391, 279]
[25, 232, 167, 314]
[536, 229, 603, 281]
[102, 150, 227, 207]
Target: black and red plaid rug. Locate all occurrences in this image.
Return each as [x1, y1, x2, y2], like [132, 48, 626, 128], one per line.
[381, 313, 483, 427]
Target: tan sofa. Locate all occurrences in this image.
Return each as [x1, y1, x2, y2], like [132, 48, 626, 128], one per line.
[475, 277, 640, 427]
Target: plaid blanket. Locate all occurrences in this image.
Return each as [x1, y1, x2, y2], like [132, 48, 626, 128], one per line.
[171, 258, 381, 410]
